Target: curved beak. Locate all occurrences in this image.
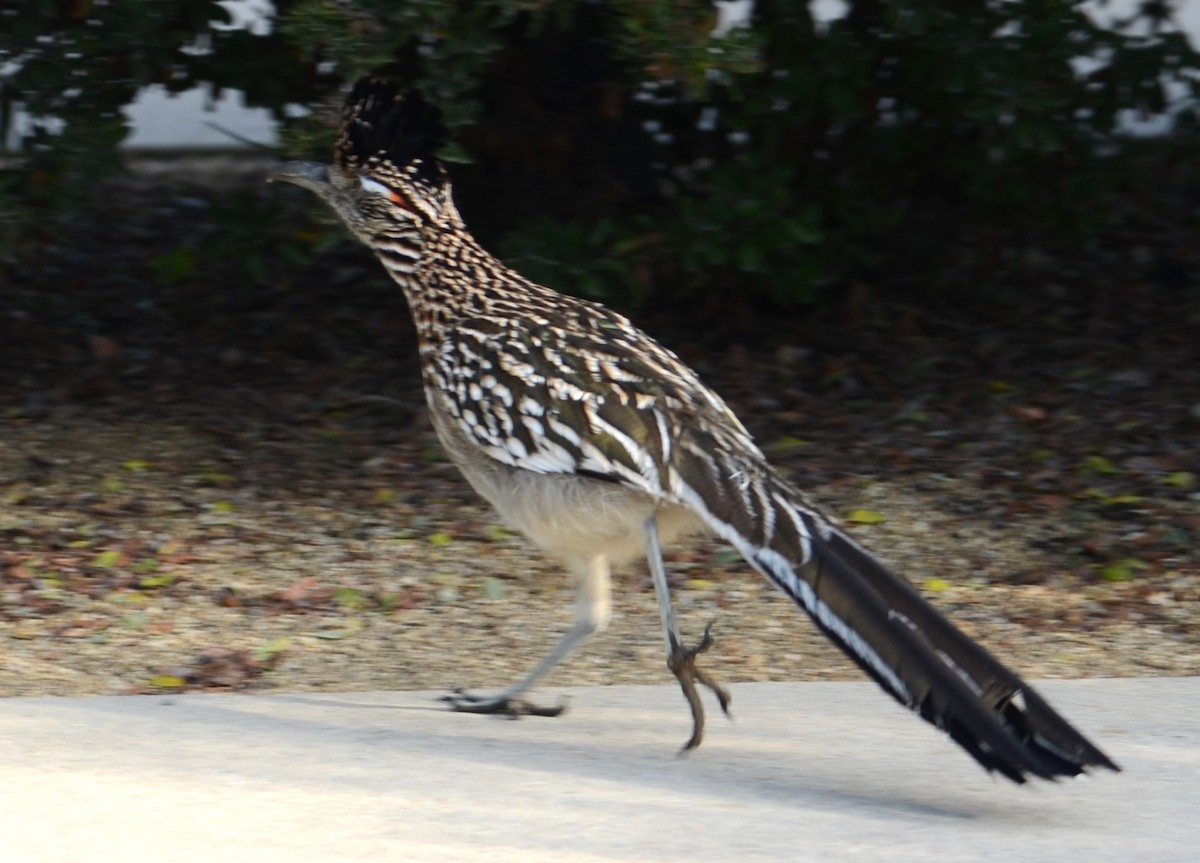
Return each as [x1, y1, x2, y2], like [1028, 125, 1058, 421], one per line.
[267, 161, 331, 193]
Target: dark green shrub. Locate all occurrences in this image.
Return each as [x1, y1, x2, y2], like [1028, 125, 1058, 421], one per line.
[3, 0, 1197, 304]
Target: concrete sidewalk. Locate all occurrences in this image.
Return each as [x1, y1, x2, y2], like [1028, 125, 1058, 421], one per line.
[1, 678, 1195, 862]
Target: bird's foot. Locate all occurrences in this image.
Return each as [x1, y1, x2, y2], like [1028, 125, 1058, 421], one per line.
[441, 688, 568, 719]
[667, 620, 732, 753]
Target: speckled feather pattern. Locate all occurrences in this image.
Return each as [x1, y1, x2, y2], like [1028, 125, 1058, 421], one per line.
[327, 86, 925, 703]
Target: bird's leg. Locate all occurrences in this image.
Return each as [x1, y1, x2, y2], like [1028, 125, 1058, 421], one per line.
[645, 515, 732, 752]
[442, 555, 611, 719]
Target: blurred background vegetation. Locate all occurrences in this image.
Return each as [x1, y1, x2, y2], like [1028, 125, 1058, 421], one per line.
[2, 0, 1199, 310]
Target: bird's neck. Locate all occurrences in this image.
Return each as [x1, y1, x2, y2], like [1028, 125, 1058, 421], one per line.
[373, 221, 531, 352]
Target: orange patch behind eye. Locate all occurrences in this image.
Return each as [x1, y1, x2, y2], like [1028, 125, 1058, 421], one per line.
[388, 190, 412, 210]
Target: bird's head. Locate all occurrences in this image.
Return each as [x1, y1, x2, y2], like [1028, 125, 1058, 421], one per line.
[270, 78, 453, 244]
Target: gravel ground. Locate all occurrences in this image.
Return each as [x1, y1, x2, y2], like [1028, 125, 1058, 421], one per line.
[2, 410, 1196, 701]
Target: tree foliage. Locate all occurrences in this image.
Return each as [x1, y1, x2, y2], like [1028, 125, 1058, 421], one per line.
[2, 0, 1198, 303]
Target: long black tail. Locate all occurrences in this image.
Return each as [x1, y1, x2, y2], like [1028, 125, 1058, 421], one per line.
[775, 525, 1118, 782]
[671, 432, 1120, 783]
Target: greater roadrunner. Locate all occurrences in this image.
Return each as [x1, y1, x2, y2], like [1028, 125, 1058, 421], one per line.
[270, 77, 1119, 783]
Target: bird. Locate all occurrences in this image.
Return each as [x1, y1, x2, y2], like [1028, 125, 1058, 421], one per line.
[269, 75, 1119, 784]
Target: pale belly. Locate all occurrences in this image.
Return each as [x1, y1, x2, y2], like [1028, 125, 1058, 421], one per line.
[427, 393, 702, 566]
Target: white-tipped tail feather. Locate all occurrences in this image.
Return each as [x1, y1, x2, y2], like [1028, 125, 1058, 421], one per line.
[670, 428, 1119, 783]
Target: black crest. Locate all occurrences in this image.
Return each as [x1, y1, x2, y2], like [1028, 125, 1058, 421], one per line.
[334, 77, 448, 185]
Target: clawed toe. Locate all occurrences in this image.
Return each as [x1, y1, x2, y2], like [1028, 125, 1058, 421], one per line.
[441, 689, 568, 718]
[667, 620, 733, 752]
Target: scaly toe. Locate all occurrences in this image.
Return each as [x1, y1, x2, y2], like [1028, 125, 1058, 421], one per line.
[441, 689, 568, 718]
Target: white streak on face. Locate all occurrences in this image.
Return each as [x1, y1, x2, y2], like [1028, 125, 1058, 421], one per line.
[360, 176, 392, 197]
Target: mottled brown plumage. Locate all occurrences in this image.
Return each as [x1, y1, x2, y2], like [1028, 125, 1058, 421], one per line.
[268, 77, 1119, 782]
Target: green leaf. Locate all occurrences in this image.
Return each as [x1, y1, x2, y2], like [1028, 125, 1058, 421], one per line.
[766, 435, 809, 453]
[150, 246, 197, 286]
[1100, 563, 1134, 582]
[924, 578, 951, 592]
[1102, 494, 1144, 507]
[428, 531, 454, 547]
[149, 675, 186, 689]
[481, 577, 507, 600]
[1083, 455, 1119, 475]
[253, 637, 292, 662]
[211, 500, 235, 513]
[93, 550, 122, 568]
[312, 618, 364, 640]
[439, 141, 474, 164]
[483, 524, 513, 542]
[846, 509, 888, 525]
[122, 459, 150, 471]
[711, 549, 743, 566]
[334, 587, 365, 610]
[138, 573, 177, 589]
[1099, 558, 1147, 582]
[1163, 471, 1195, 488]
